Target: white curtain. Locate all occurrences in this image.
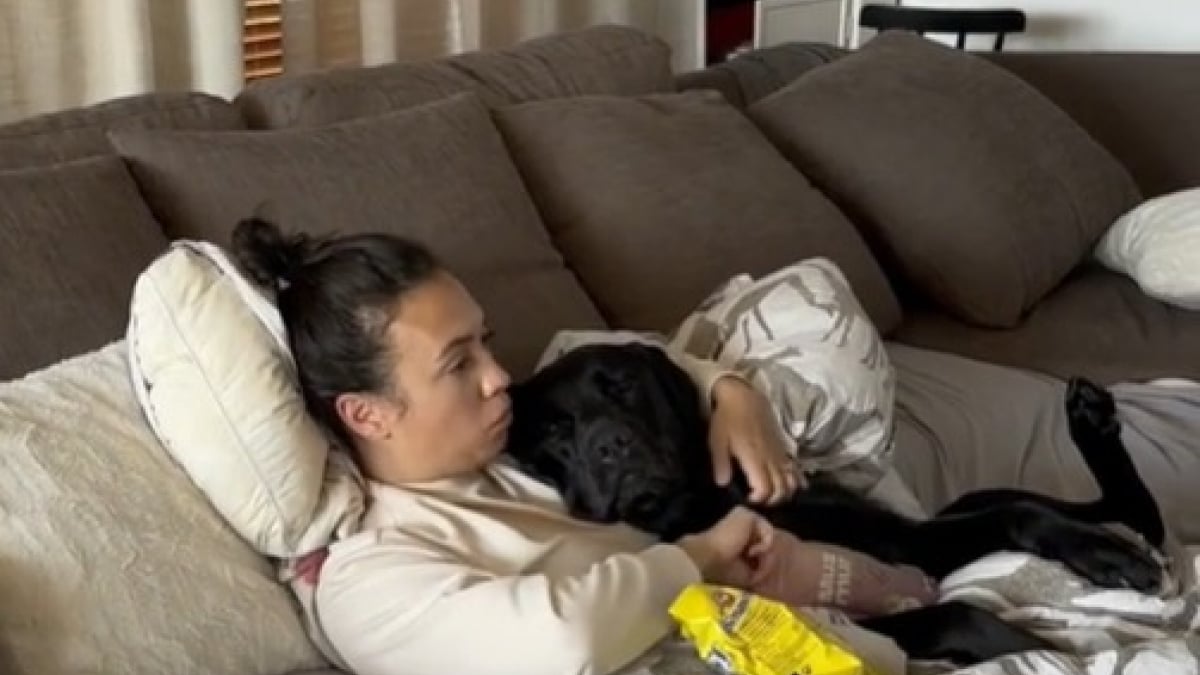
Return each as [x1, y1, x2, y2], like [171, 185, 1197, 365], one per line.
[0, 0, 244, 125]
[281, 0, 706, 76]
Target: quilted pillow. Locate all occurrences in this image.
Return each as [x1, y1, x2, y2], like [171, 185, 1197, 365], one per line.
[1094, 187, 1200, 310]
[0, 343, 327, 674]
[669, 258, 898, 492]
[127, 240, 365, 558]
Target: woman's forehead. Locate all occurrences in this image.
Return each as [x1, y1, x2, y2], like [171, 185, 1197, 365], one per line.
[385, 276, 484, 357]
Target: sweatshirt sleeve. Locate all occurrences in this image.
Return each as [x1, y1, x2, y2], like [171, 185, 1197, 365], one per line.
[312, 530, 701, 675]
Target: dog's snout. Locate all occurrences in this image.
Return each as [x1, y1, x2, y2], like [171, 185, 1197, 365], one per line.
[589, 425, 635, 460]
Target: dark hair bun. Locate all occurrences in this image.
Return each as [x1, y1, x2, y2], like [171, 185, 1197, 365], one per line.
[231, 217, 313, 291]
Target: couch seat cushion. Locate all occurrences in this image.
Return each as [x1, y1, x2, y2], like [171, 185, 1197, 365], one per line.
[893, 266, 1200, 385]
[110, 92, 604, 378]
[492, 89, 901, 335]
[748, 31, 1142, 329]
[0, 343, 327, 674]
[0, 156, 168, 380]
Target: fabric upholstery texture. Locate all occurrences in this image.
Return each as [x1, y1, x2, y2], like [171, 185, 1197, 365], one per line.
[0, 92, 243, 169]
[492, 89, 901, 335]
[109, 91, 604, 377]
[674, 42, 846, 108]
[894, 266, 1200, 386]
[237, 25, 675, 129]
[984, 52, 1200, 199]
[0, 156, 168, 380]
[748, 31, 1142, 328]
[0, 343, 328, 675]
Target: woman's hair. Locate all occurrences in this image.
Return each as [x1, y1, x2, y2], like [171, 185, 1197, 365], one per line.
[231, 217, 441, 449]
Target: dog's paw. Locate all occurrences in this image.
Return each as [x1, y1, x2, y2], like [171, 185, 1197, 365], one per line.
[1066, 376, 1120, 444]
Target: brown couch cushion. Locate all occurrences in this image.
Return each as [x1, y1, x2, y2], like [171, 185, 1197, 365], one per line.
[983, 52, 1200, 199]
[237, 25, 674, 129]
[0, 157, 168, 380]
[0, 92, 243, 169]
[108, 92, 605, 378]
[492, 89, 902, 335]
[748, 31, 1142, 329]
[675, 42, 847, 108]
[894, 266, 1200, 386]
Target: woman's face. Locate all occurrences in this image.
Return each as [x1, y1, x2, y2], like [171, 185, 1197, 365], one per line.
[345, 270, 513, 483]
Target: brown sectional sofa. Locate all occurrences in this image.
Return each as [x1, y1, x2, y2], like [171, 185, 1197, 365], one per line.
[1, 23, 1198, 675]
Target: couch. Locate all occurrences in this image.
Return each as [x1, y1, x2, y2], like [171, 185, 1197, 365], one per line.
[1, 24, 1197, 675]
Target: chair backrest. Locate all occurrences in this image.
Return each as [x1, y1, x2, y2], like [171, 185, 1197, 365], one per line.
[858, 5, 1027, 51]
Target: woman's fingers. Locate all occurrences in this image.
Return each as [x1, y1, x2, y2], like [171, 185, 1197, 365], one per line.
[710, 436, 734, 487]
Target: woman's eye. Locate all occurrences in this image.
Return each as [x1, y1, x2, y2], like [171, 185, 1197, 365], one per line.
[450, 357, 473, 374]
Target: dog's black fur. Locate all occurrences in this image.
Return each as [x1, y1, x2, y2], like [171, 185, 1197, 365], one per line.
[505, 343, 1167, 666]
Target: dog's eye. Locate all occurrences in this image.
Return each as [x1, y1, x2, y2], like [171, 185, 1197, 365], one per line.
[541, 418, 571, 438]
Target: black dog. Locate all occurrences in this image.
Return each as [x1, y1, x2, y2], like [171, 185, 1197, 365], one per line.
[505, 342, 1167, 666]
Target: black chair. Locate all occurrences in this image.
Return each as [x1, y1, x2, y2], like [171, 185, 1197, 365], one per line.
[859, 5, 1027, 51]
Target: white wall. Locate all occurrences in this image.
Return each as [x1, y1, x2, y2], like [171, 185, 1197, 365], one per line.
[854, 0, 1200, 51]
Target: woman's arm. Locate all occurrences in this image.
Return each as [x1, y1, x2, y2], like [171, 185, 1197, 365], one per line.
[661, 345, 802, 504]
[660, 346, 741, 415]
[313, 530, 700, 675]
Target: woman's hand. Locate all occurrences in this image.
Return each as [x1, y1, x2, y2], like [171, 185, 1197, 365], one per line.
[708, 375, 804, 505]
[679, 506, 774, 587]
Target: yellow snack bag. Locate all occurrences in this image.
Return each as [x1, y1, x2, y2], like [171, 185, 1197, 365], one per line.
[669, 583, 866, 675]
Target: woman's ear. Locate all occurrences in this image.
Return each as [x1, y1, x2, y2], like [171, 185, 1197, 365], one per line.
[335, 391, 404, 441]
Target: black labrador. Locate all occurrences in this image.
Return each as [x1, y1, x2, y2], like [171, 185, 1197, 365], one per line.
[504, 342, 1167, 666]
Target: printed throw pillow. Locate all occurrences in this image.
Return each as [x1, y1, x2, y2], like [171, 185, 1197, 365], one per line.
[668, 257, 896, 491]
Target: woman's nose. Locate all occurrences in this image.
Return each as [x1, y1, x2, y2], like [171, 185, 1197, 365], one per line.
[481, 353, 511, 398]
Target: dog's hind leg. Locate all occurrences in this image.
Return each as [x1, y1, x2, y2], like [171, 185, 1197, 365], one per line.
[935, 378, 1165, 549]
[1065, 376, 1165, 548]
[857, 601, 1054, 666]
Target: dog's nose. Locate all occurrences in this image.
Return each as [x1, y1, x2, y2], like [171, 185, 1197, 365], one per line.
[592, 427, 633, 461]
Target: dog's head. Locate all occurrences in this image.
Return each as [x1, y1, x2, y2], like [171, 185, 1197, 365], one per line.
[506, 342, 721, 539]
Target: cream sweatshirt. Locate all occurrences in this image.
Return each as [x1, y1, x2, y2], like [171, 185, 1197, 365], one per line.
[294, 349, 734, 675]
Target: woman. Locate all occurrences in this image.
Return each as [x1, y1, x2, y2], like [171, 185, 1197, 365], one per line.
[232, 218, 803, 675]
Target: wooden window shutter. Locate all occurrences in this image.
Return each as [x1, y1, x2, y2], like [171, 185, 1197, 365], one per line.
[243, 0, 284, 82]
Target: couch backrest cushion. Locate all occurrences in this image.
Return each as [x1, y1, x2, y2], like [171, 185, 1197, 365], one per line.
[983, 52, 1200, 199]
[0, 92, 243, 169]
[748, 31, 1142, 329]
[492, 89, 902, 335]
[0, 343, 327, 675]
[237, 25, 674, 129]
[109, 92, 606, 378]
[675, 42, 847, 108]
[0, 156, 168, 380]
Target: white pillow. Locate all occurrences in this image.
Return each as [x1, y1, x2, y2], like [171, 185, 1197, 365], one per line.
[127, 240, 365, 559]
[669, 257, 896, 486]
[0, 343, 328, 674]
[1095, 187, 1200, 310]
